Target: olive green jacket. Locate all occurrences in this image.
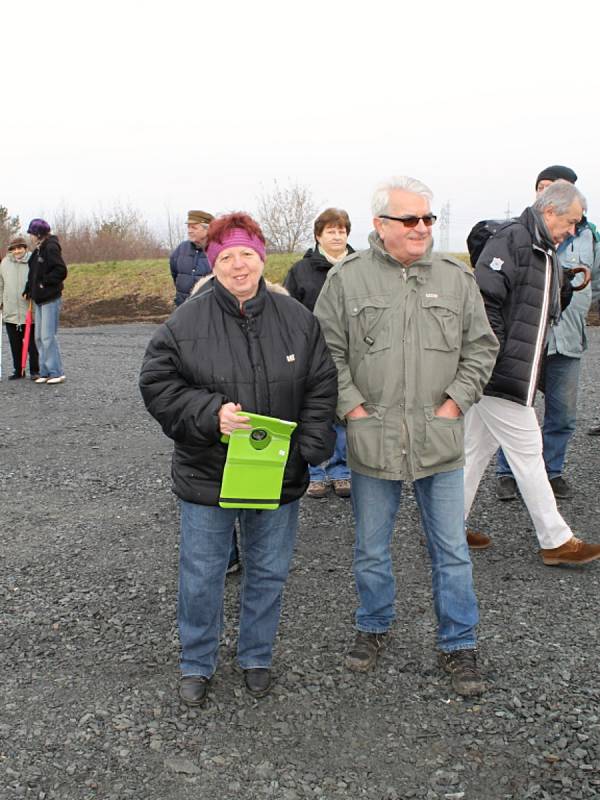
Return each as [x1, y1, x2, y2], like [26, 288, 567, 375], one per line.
[314, 232, 499, 481]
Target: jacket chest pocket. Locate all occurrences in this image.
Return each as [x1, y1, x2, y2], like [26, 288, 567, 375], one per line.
[348, 295, 392, 353]
[421, 294, 461, 352]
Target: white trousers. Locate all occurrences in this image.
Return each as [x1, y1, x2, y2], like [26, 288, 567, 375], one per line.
[464, 396, 572, 550]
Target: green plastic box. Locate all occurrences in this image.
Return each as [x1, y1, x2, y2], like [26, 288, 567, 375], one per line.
[219, 412, 298, 510]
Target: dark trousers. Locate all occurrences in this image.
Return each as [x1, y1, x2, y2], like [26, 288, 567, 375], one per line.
[5, 322, 40, 376]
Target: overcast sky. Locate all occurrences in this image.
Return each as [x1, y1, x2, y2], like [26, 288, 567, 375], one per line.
[3, 0, 598, 252]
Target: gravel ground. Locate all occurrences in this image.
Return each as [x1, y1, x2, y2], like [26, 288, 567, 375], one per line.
[1, 323, 600, 800]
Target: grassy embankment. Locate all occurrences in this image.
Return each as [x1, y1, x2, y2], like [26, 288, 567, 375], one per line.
[61, 252, 474, 326]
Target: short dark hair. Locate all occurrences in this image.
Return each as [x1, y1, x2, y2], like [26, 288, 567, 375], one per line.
[314, 208, 351, 240]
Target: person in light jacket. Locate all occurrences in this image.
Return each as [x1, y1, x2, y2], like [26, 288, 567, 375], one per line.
[0, 235, 39, 380]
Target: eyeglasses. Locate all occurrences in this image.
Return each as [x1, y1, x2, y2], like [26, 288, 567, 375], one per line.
[378, 214, 437, 228]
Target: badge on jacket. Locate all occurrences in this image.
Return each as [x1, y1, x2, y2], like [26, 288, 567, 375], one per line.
[489, 258, 504, 271]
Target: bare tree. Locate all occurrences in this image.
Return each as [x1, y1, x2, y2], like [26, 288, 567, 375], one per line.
[165, 206, 186, 251]
[0, 206, 21, 254]
[257, 180, 317, 253]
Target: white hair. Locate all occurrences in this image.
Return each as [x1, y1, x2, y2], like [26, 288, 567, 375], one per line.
[371, 176, 434, 217]
[533, 179, 587, 214]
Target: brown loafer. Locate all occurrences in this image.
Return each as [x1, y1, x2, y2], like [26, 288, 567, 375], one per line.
[541, 536, 600, 566]
[466, 528, 492, 550]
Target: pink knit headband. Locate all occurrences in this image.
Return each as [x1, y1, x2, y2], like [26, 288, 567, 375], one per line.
[206, 229, 266, 267]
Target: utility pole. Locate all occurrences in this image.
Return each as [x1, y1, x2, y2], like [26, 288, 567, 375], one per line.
[504, 202, 512, 220]
[438, 201, 450, 251]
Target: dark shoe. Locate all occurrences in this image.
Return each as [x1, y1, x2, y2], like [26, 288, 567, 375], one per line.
[346, 631, 387, 672]
[496, 475, 517, 501]
[466, 528, 492, 549]
[178, 675, 209, 706]
[549, 476, 572, 499]
[244, 668, 272, 698]
[226, 558, 241, 575]
[439, 649, 485, 697]
[587, 424, 600, 436]
[30, 374, 40, 381]
[8, 372, 22, 381]
[541, 536, 600, 566]
[307, 481, 329, 499]
[332, 478, 351, 498]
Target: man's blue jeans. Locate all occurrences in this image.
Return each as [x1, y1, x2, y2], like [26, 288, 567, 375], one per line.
[178, 499, 299, 678]
[34, 298, 64, 378]
[309, 423, 350, 482]
[351, 469, 478, 652]
[497, 353, 581, 480]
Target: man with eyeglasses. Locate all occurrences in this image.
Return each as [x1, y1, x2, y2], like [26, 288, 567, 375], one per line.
[315, 176, 498, 697]
[170, 210, 214, 307]
[464, 180, 600, 566]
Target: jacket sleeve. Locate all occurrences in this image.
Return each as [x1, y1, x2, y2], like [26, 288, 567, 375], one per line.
[169, 246, 179, 286]
[295, 317, 337, 465]
[444, 274, 499, 414]
[283, 264, 300, 301]
[139, 322, 228, 447]
[474, 233, 517, 354]
[43, 239, 68, 286]
[314, 269, 365, 418]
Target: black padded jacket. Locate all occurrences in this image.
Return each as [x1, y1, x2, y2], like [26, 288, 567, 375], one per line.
[283, 245, 354, 312]
[139, 276, 338, 506]
[475, 207, 561, 406]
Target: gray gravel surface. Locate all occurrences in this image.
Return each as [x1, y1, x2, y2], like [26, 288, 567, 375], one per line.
[1, 323, 600, 800]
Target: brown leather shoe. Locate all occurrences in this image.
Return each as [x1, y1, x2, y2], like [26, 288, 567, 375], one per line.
[541, 536, 600, 566]
[179, 675, 209, 706]
[466, 528, 492, 549]
[307, 481, 329, 499]
[332, 478, 351, 498]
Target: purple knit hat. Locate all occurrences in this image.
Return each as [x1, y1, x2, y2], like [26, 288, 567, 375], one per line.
[27, 218, 51, 237]
[206, 228, 266, 268]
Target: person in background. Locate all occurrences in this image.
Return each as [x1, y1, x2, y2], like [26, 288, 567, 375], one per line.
[465, 181, 600, 565]
[285, 208, 354, 499]
[170, 210, 214, 307]
[140, 212, 337, 706]
[24, 219, 67, 385]
[495, 166, 596, 502]
[0, 235, 39, 380]
[315, 176, 498, 697]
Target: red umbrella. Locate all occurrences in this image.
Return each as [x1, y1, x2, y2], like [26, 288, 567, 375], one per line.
[21, 302, 33, 377]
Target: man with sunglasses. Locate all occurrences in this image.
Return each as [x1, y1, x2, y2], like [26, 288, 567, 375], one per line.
[315, 176, 498, 697]
[169, 210, 214, 307]
[464, 180, 600, 566]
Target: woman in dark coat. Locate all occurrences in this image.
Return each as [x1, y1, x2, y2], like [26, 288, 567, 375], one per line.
[24, 219, 67, 384]
[140, 212, 337, 705]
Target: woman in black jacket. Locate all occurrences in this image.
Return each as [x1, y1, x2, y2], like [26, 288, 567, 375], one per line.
[24, 219, 67, 384]
[140, 212, 337, 705]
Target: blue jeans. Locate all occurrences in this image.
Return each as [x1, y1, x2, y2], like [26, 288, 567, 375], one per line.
[34, 298, 64, 378]
[178, 499, 299, 677]
[309, 423, 350, 481]
[351, 469, 478, 652]
[497, 353, 581, 480]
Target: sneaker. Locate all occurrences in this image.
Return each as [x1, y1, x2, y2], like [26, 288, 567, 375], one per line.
[307, 481, 329, 499]
[540, 536, 600, 566]
[346, 631, 387, 672]
[46, 375, 66, 385]
[466, 528, 492, 549]
[587, 424, 600, 436]
[549, 476, 571, 499]
[35, 377, 48, 384]
[439, 649, 485, 697]
[332, 478, 351, 498]
[496, 475, 517, 501]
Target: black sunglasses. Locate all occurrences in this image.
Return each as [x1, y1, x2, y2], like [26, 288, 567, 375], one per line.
[379, 214, 437, 228]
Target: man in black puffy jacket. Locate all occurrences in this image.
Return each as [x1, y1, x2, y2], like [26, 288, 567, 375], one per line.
[464, 181, 600, 566]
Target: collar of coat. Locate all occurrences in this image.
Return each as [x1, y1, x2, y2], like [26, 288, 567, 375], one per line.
[210, 274, 267, 317]
[368, 230, 434, 271]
